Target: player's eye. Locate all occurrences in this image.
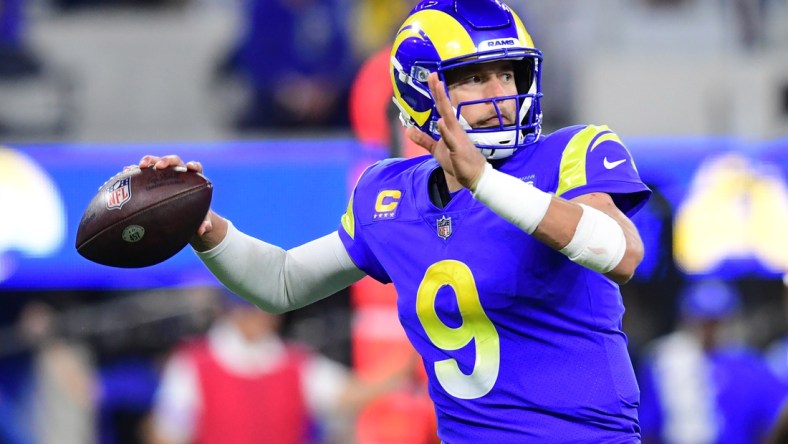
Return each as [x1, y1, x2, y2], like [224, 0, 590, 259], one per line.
[462, 75, 482, 85]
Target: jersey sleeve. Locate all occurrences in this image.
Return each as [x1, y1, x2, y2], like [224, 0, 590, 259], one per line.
[555, 125, 651, 217]
[337, 163, 391, 284]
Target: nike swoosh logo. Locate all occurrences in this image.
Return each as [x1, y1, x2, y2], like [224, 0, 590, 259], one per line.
[603, 157, 627, 169]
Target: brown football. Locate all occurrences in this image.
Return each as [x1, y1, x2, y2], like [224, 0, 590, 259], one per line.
[75, 165, 213, 268]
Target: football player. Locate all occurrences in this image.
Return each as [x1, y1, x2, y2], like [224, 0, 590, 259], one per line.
[142, 0, 651, 441]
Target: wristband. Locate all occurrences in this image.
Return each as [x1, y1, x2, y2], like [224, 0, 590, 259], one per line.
[472, 162, 552, 234]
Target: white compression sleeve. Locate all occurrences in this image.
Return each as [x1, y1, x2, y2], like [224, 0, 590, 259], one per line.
[472, 162, 552, 234]
[195, 222, 366, 313]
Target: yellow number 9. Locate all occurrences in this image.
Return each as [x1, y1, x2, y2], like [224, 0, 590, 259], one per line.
[416, 260, 500, 399]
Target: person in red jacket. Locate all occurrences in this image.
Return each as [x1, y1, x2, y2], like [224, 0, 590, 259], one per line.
[147, 291, 407, 444]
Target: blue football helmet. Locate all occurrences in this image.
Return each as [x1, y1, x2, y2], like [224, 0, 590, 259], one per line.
[390, 0, 543, 159]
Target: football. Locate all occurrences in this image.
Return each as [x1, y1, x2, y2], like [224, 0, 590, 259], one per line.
[75, 165, 213, 268]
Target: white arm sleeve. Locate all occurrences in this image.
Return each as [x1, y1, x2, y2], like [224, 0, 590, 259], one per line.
[195, 221, 366, 313]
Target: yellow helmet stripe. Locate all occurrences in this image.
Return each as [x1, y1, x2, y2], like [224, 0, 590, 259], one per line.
[390, 25, 432, 126]
[510, 10, 535, 47]
[394, 10, 476, 61]
[390, 10, 477, 127]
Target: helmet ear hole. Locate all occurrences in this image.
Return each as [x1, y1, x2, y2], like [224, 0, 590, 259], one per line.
[392, 67, 434, 112]
[413, 66, 431, 83]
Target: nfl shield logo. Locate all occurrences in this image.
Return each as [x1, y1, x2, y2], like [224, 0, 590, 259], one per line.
[437, 215, 452, 239]
[106, 177, 132, 210]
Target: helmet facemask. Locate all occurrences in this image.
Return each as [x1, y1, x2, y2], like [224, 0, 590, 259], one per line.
[444, 55, 542, 159]
[392, 49, 543, 160]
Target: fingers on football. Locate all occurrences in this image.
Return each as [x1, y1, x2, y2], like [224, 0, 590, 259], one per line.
[139, 155, 159, 168]
[139, 155, 202, 174]
[185, 161, 203, 173]
[155, 155, 185, 170]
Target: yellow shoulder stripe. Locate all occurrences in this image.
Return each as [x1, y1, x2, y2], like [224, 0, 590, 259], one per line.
[340, 192, 355, 239]
[591, 132, 622, 152]
[556, 125, 613, 196]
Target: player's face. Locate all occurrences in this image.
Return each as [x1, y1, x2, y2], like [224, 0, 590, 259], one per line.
[444, 60, 518, 129]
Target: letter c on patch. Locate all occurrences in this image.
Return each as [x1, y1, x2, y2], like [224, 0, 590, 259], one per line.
[375, 190, 402, 213]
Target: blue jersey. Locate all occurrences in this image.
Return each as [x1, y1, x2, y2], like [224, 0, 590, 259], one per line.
[339, 125, 651, 443]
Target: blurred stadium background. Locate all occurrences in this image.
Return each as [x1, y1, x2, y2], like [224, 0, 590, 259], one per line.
[0, 0, 787, 443]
